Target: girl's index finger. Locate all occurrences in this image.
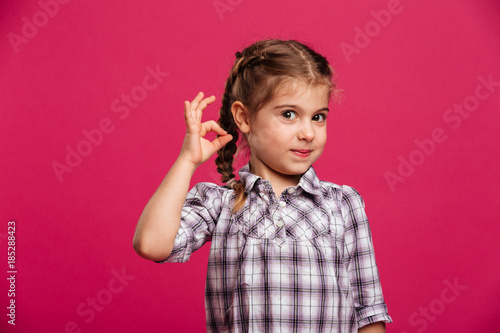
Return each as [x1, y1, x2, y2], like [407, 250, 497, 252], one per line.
[202, 120, 228, 136]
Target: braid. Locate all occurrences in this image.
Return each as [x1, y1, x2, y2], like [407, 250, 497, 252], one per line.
[215, 78, 239, 183]
[214, 51, 268, 212]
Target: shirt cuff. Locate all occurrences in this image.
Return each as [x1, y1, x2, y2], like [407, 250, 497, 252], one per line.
[154, 228, 190, 264]
[357, 303, 393, 328]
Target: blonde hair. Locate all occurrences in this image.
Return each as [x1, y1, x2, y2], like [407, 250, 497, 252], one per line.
[215, 39, 336, 212]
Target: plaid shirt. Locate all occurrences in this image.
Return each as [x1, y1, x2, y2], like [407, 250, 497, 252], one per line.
[161, 164, 392, 332]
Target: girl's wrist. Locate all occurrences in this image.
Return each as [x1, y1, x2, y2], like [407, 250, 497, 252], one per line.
[159, 155, 198, 188]
[174, 155, 199, 173]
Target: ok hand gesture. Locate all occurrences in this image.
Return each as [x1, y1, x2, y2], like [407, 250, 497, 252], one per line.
[178, 92, 233, 168]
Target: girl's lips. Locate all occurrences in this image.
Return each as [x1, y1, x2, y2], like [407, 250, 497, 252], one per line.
[291, 149, 312, 157]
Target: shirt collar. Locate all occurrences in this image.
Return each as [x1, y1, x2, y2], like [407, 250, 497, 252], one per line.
[238, 163, 323, 197]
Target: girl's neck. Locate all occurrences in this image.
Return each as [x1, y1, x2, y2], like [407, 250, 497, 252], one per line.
[249, 160, 302, 196]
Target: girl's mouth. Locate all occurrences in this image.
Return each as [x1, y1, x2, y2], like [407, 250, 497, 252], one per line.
[291, 149, 312, 158]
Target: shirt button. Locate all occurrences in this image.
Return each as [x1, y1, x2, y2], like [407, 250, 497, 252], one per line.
[276, 218, 284, 228]
[287, 188, 295, 194]
[279, 201, 286, 208]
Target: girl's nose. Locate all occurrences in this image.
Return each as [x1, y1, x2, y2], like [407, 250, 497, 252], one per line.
[297, 122, 315, 141]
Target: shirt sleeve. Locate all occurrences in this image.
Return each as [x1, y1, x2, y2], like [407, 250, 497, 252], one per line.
[157, 182, 225, 264]
[341, 185, 393, 328]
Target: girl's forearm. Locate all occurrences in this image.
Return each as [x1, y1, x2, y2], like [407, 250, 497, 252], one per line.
[133, 156, 197, 261]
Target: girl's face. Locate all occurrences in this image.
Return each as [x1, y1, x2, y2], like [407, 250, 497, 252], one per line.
[246, 81, 330, 181]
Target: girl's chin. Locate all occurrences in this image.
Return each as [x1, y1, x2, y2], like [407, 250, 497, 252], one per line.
[250, 156, 317, 177]
[275, 163, 313, 177]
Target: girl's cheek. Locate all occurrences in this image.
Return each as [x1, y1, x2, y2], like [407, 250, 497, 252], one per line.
[249, 127, 276, 151]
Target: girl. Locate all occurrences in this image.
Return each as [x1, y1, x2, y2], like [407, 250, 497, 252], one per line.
[133, 39, 392, 332]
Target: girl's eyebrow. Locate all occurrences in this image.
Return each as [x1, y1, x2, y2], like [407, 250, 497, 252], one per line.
[274, 104, 330, 112]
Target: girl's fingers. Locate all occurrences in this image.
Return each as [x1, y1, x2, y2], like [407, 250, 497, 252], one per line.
[190, 92, 204, 112]
[198, 95, 216, 110]
[185, 93, 217, 133]
[201, 120, 228, 137]
[196, 95, 215, 122]
[183, 101, 190, 123]
[184, 101, 196, 130]
[211, 133, 233, 151]
[184, 101, 191, 119]
[187, 93, 216, 121]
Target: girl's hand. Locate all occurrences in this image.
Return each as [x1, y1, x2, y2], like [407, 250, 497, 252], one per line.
[178, 92, 233, 168]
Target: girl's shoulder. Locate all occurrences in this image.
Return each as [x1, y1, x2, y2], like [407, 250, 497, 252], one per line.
[189, 181, 232, 194]
[318, 180, 364, 205]
[300, 166, 364, 205]
[187, 181, 235, 202]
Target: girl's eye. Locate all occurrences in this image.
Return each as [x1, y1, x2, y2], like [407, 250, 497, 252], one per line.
[313, 113, 327, 122]
[281, 110, 297, 120]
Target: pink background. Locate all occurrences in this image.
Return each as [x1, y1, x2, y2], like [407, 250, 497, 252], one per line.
[1, 0, 499, 332]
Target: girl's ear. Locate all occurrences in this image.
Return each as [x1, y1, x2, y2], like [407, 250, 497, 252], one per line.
[231, 101, 251, 133]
